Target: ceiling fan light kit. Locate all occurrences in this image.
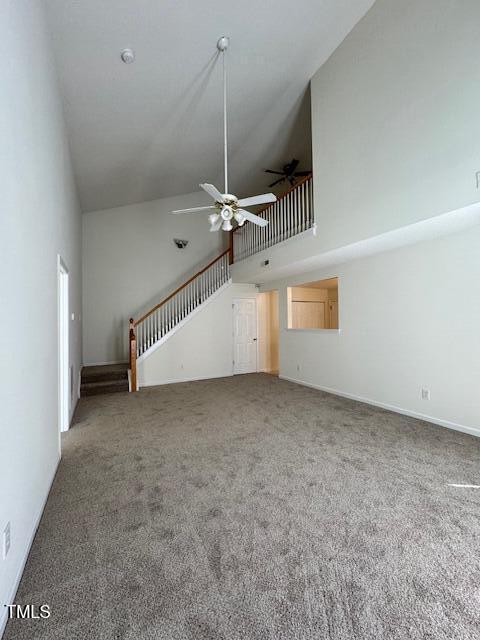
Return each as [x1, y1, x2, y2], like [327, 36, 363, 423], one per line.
[170, 37, 277, 232]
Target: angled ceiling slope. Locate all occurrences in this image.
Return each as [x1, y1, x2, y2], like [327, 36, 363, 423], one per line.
[45, 0, 375, 213]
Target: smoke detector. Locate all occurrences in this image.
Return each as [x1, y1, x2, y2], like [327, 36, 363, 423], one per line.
[120, 49, 135, 64]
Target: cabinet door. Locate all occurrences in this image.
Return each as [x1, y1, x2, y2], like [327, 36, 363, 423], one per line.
[292, 301, 325, 329]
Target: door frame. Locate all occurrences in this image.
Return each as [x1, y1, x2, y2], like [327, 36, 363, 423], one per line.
[57, 255, 70, 438]
[232, 297, 258, 375]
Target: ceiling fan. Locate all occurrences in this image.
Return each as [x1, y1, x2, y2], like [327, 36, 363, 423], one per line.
[171, 37, 277, 232]
[265, 159, 311, 188]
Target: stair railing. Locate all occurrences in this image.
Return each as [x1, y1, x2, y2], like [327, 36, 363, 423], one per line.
[128, 249, 230, 391]
[232, 173, 313, 262]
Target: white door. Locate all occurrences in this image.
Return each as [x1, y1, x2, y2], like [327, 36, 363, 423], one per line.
[233, 298, 257, 374]
[58, 257, 70, 434]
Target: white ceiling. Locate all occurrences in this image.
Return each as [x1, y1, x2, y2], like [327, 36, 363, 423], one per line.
[45, 0, 375, 212]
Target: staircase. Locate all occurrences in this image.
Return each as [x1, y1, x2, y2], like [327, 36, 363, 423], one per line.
[127, 176, 313, 392]
[81, 363, 129, 396]
[129, 249, 231, 391]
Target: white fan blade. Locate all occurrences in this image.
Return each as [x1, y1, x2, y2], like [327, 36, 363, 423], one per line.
[210, 216, 223, 232]
[238, 209, 268, 228]
[171, 205, 215, 214]
[200, 183, 224, 202]
[237, 192, 276, 207]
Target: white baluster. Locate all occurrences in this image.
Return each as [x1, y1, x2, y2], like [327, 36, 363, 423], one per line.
[309, 179, 313, 227]
[301, 185, 305, 232]
[299, 183, 304, 232]
[294, 189, 299, 234]
[302, 183, 306, 230]
[279, 198, 283, 241]
[272, 203, 276, 245]
[272, 204, 275, 245]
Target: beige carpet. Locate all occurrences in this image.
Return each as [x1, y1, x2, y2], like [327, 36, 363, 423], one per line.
[6, 374, 480, 639]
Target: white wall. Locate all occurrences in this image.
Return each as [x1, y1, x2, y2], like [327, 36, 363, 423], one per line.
[138, 283, 257, 387]
[83, 193, 226, 364]
[311, 0, 480, 251]
[233, 0, 480, 285]
[265, 225, 480, 436]
[0, 1, 82, 635]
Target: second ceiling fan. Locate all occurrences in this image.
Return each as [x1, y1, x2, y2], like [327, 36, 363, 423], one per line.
[171, 36, 277, 232]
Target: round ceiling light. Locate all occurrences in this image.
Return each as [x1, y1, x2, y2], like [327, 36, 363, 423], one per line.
[120, 48, 135, 64]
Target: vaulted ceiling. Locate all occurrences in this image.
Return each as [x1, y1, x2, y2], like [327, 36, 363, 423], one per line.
[45, 0, 375, 212]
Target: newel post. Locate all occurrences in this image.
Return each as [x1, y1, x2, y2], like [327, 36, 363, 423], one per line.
[129, 318, 137, 392]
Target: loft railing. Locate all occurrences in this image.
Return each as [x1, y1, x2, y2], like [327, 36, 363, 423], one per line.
[232, 174, 313, 262]
[129, 249, 230, 391]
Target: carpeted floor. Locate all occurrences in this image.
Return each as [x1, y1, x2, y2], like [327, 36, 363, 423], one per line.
[6, 374, 480, 640]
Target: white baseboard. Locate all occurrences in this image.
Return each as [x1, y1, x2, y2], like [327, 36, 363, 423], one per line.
[138, 372, 234, 389]
[0, 456, 60, 639]
[279, 375, 480, 439]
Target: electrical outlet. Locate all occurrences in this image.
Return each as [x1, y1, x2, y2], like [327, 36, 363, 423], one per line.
[476, 171, 480, 189]
[3, 522, 11, 559]
[296, 364, 301, 372]
[421, 388, 430, 401]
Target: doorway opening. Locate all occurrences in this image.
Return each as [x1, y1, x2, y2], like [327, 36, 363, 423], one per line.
[287, 277, 339, 330]
[233, 298, 258, 375]
[58, 256, 70, 435]
[257, 290, 279, 376]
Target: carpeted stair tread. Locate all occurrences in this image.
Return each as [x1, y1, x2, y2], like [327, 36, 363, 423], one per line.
[80, 364, 129, 396]
[81, 363, 128, 384]
[81, 370, 128, 384]
[81, 379, 128, 396]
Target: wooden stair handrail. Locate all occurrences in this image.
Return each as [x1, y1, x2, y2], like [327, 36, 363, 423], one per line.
[232, 173, 313, 233]
[134, 249, 230, 326]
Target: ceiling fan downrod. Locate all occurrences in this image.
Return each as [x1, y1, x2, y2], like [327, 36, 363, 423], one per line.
[217, 36, 229, 195]
[169, 36, 276, 232]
